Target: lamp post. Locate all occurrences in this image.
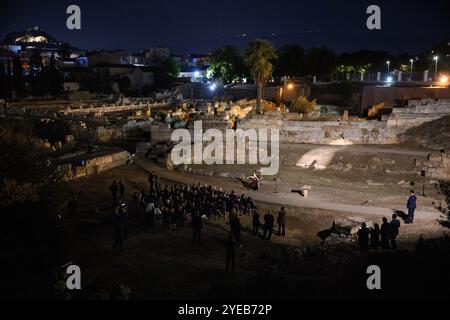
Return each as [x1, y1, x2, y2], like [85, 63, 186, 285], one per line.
[433, 56, 439, 81]
[386, 60, 390, 74]
[410, 59, 414, 81]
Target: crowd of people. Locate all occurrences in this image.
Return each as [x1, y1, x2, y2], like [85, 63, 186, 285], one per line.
[357, 214, 402, 254]
[356, 190, 418, 254]
[109, 173, 416, 265]
[109, 172, 288, 270]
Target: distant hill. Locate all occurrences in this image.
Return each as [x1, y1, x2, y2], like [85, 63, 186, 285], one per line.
[399, 116, 450, 150]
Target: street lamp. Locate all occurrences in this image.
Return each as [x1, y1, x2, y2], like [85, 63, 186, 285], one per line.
[410, 59, 414, 81]
[386, 61, 390, 73]
[433, 56, 439, 81]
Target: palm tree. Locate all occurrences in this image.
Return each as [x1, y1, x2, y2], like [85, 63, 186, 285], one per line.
[245, 40, 277, 113]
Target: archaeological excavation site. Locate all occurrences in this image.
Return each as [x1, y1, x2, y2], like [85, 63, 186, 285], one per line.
[1, 4, 450, 304]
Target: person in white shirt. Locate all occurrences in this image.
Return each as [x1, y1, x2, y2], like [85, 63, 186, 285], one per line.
[154, 207, 162, 229]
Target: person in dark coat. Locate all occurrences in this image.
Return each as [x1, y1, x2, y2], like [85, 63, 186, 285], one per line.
[357, 223, 370, 254]
[67, 194, 78, 216]
[370, 223, 381, 250]
[252, 210, 260, 235]
[230, 214, 242, 246]
[110, 181, 118, 204]
[277, 207, 286, 236]
[380, 217, 391, 250]
[192, 213, 203, 244]
[118, 181, 125, 200]
[263, 211, 275, 240]
[112, 207, 124, 252]
[390, 214, 401, 249]
[407, 190, 417, 224]
[226, 233, 236, 272]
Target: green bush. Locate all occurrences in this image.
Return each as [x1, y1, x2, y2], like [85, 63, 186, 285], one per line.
[291, 96, 317, 114]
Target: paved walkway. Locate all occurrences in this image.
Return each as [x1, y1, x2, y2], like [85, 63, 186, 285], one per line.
[135, 158, 442, 221]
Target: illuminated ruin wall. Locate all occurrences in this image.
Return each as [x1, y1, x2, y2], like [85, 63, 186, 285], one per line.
[239, 99, 450, 145]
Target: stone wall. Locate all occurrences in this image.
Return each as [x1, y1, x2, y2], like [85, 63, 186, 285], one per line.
[148, 98, 450, 146]
[361, 86, 450, 114]
[72, 150, 131, 179]
[239, 99, 450, 145]
[423, 152, 450, 181]
[240, 118, 390, 144]
[150, 123, 174, 142]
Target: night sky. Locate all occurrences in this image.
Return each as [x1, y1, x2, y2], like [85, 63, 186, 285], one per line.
[1, 0, 449, 54]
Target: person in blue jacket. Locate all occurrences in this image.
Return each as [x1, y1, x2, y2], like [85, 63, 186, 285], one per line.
[407, 190, 417, 224]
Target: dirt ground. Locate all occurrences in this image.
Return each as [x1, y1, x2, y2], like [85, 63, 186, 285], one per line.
[187, 143, 446, 211]
[61, 162, 450, 300]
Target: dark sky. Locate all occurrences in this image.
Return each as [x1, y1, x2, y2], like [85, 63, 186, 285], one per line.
[1, 0, 449, 55]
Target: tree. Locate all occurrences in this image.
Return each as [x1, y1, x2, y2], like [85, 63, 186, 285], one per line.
[33, 119, 71, 144]
[154, 57, 180, 90]
[291, 96, 316, 114]
[118, 76, 131, 94]
[338, 50, 391, 73]
[303, 47, 337, 79]
[275, 45, 304, 78]
[29, 63, 64, 97]
[0, 119, 70, 298]
[208, 45, 247, 84]
[245, 40, 278, 113]
[357, 64, 372, 80]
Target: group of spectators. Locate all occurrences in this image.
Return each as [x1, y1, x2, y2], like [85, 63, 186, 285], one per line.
[357, 214, 402, 254]
[357, 190, 418, 254]
[109, 172, 288, 271]
[110, 173, 286, 262]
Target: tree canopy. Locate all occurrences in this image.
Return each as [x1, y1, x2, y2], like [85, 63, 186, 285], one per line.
[275, 45, 304, 78]
[245, 40, 278, 112]
[208, 45, 247, 84]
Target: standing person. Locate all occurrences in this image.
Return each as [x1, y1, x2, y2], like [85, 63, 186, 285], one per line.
[407, 190, 417, 224]
[112, 207, 124, 252]
[154, 206, 162, 231]
[277, 207, 286, 236]
[357, 223, 370, 254]
[148, 172, 155, 188]
[390, 214, 401, 249]
[119, 201, 129, 239]
[110, 181, 118, 204]
[225, 233, 236, 272]
[132, 192, 140, 216]
[192, 213, 203, 245]
[380, 217, 391, 250]
[145, 200, 155, 225]
[230, 213, 242, 247]
[252, 210, 261, 236]
[118, 180, 125, 200]
[67, 194, 78, 217]
[370, 223, 381, 251]
[263, 211, 275, 240]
